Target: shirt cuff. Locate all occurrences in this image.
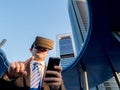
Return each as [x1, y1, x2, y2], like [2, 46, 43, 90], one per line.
[3, 73, 16, 81]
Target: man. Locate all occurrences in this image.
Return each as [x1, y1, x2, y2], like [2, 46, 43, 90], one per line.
[0, 36, 66, 90]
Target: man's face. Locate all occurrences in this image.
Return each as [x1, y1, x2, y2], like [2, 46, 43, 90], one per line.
[30, 46, 48, 61]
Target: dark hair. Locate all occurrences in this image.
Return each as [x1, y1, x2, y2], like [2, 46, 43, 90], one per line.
[31, 42, 35, 49]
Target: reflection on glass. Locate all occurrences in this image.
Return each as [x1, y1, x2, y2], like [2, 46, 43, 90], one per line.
[57, 33, 76, 70]
[68, 0, 89, 55]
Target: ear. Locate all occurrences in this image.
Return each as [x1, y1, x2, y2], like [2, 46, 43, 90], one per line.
[30, 48, 32, 52]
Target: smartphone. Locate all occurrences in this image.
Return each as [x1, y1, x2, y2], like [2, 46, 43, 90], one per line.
[45, 57, 60, 78]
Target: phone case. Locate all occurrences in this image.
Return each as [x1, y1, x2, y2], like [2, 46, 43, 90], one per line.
[45, 57, 60, 78]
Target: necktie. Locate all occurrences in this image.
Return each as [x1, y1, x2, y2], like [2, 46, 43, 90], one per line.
[31, 62, 42, 90]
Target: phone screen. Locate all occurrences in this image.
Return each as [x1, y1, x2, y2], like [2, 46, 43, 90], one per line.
[45, 57, 60, 78]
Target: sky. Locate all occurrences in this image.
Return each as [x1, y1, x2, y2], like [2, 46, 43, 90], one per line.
[0, 0, 72, 63]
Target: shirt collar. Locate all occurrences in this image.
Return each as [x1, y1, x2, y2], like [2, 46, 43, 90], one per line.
[30, 60, 45, 67]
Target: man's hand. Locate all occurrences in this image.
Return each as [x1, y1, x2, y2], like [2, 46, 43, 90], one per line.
[7, 56, 34, 79]
[44, 66, 62, 90]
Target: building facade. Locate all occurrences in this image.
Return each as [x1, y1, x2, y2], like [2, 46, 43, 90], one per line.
[68, 0, 89, 56]
[68, 0, 120, 90]
[56, 33, 76, 71]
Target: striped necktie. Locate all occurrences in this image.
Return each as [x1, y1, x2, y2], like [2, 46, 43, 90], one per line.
[30, 62, 42, 90]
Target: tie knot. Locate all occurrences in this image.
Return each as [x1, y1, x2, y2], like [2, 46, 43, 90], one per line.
[32, 62, 42, 71]
[33, 62, 39, 66]
[32, 63, 39, 70]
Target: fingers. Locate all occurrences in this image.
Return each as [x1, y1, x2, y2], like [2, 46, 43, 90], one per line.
[7, 56, 34, 78]
[8, 62, 25, 72]
[9, 56, 34, 72]
[24, 56, 34, 66]
[45, 77, 62, 85]
[54, 66, 62, 73]
[46, 70, 62, 78]
[7, 61, 26, 78]
[44, 66, 62, 83]
[45, 66, 62, 78]
[44, 69, 62, 89]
